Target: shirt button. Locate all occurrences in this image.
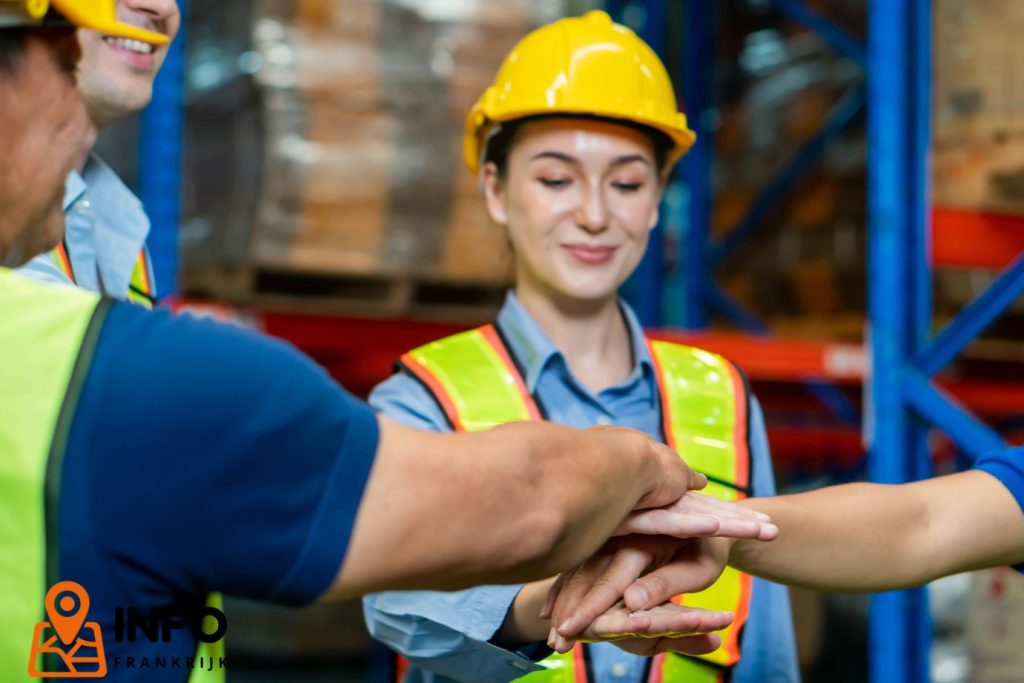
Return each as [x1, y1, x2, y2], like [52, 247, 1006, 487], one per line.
[76, 199, 92, 211]
[596, 415, 613, 426]
[611, 662, 628, 678]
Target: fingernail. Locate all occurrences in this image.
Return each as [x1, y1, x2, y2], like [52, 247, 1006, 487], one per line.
[631, 588, 649, 608]
[755, 512, 772, 521]
[557, 619, 572, 635]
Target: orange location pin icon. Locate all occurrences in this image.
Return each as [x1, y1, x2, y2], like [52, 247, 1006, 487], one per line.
[45, 581, 90, 646]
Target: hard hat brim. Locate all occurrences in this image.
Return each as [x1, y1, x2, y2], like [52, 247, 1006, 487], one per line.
[466, 107, 697, 176]
[52, 0, 169, 44]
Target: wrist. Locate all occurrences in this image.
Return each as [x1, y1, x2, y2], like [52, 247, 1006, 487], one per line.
[494, 579, 556, 649]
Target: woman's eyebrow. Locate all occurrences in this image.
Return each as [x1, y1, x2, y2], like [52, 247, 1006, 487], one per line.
[609, 154, 651, 167]
[530, 151, 578, 164]
[528, 151, 652, 167]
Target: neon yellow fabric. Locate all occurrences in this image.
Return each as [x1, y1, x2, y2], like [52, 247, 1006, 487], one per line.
[0, 269, 100, 680]
[464, 10, 696, 174]
[404, 328, 535, 431]
[515, 650, 580, 683]
[127, 250, 155, 309]
[190, 592, 225, 683]
[0, 270, 221, 680]
[649, 341, 749, 670]
[405, 330, 748, 682]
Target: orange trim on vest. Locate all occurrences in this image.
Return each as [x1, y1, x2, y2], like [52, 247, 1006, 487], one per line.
[54, 242, 76, 283]
[725, 361, 751, 490]
[477, 325, 542, 421]
[399, 352, 468, 431]
[395, 654, 410, 683]
[572, 643, 588, 683]
[400, 325, 541, 431]
[646, 339, 753, 666]
[649, 654, 664, 683]
[134, 250, 152, 296]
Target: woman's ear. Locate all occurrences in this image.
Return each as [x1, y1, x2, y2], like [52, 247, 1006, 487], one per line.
[481, 162, 509, 226]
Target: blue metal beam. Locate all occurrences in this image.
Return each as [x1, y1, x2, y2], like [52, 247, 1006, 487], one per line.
[138, 0, 189, 298]
[867, 0, 931, 680]
[678, 0, 715, 330]
[708, 85, 865, 267]
[915, 252, 1024, 376]
[615, 0, 668, 325]
[902, 371, 1006, 461]
[774, 0, 867, 67]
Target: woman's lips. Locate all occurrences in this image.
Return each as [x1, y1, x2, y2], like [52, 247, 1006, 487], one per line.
[563, 244, 617, 265]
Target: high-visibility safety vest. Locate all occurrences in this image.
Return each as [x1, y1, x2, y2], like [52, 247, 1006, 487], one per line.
[0, 270, 220, 681]
[50, 240, 157, 308]
[397, 324, 754, 683]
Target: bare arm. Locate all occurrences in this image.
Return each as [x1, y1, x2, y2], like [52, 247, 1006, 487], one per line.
[330, 417, 697, 598]
[545, 471, 1024, 638]
[733, 471, 1024, 591]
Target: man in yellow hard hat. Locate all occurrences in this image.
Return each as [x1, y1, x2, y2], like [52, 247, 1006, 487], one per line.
[0, 2, 779, 679]
[16, 0, 179, 306]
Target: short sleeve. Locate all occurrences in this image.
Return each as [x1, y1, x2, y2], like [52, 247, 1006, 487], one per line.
[747, 397, 776, 497]
[66, 302, 380, 605]
[369, 371, 453, 433]
[976, 447, 1024, 515]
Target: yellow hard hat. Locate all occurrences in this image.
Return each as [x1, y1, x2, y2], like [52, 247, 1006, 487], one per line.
[0, 0, 169, 44]
[464, 10, 696, 175]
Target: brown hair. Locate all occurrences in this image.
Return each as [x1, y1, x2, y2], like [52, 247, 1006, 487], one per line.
[483, 114, 674, 178]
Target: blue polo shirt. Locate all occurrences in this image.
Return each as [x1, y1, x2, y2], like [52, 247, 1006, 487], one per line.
[55, 301, 379, 680]
[363, 292, 800, 683]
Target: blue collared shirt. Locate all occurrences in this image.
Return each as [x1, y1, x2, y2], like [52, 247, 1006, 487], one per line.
[364, 292, 800, 683]
[15, 155, 153, 300]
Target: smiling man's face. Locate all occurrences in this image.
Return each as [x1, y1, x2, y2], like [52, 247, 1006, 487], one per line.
[75, 0, 179, 129]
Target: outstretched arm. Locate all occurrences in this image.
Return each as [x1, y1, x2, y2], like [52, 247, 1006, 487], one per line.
[545, 462, 1024, 643]
[333, 418, 705, 597]
[731, 470, 1024, 591]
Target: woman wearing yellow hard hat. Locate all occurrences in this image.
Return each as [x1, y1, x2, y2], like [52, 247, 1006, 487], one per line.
[365, 11, 797, 683]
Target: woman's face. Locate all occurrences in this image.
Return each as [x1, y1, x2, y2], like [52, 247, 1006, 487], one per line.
[483, 117, 665, 305]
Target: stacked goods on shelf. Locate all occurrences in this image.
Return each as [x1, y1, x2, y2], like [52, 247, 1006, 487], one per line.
[182, 0, 596, 315]
[933, 0, 1024, 217]
[931, 0, 1024, 347]
[711, 3, 867, 341]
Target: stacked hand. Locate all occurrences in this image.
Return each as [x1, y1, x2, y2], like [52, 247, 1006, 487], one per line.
[538, 491, 778, 655]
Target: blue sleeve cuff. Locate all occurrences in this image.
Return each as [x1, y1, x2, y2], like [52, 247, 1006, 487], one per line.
[975, 448, 1024, 517]
[364, 586, 546, 682]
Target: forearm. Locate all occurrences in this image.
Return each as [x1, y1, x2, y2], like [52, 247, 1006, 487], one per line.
[335, 419, 674, 597]
[728, 483, 932, 591]
[731, 472, 1024, 591]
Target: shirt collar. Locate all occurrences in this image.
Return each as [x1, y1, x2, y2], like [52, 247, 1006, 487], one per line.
[495, 291, 655, 393]
[63, 168, 88, 212]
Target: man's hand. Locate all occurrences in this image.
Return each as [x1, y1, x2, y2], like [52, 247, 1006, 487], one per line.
[543, 534, 735, 651]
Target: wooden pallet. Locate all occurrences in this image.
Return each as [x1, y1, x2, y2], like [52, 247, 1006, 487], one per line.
[180, 265, 510, 321]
